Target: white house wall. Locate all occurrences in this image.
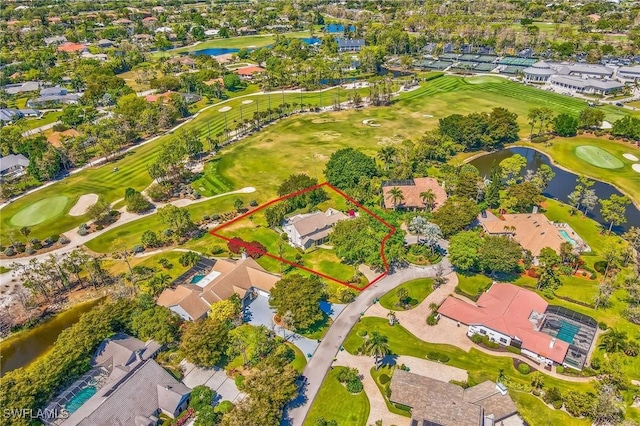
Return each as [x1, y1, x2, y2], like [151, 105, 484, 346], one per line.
[170, 305, 194, 321]
[468, 325, 512, 346]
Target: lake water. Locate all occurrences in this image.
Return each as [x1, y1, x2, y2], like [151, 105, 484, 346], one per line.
[469, 147, 640, 232]
[0, 298, 103, 374]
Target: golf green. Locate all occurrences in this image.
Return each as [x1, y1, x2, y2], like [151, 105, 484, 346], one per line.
[574, 145, 624, 169]
[10, 196, 69, 227]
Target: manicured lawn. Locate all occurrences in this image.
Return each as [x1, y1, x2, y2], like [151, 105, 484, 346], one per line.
[101, 250, 191, 283]
[287, 343, 307, 373]
[191, 159, 233, 196]
[345, 317, 592, 395]
[19, 111, 62, 131]
[303, 367, 370, 426]
[510, 391, 590, 426]
[456, 272, 493, 299]
[575, 145, 624, 169]
[166, 30, 319, 55]
[521, 136, 640, 204]
[85, 194, 246, 253]
[7, 76, 639, 244]
[378, 278, 434, 310]
[9, 196, 69, 227]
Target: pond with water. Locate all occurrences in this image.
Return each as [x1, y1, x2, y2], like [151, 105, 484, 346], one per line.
[469, 147, 640, 232]
[0, 298, 103, 374]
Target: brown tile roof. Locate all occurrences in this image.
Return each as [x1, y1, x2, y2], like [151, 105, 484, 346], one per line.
[287, 209, 348, 238]
[157, 258, 280, 320]
[482, 213, 565, 256]
[382, 177, 447, 210]
[390, 370, 518, 425]
[438, 283, 569, 364]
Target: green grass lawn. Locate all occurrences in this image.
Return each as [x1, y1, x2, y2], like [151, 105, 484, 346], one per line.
[287, 342, 307, 373]
[456, 272, 493, 299]
[510, 391, 590, 426]
[85, 194, 246, 253]
[18, 111, 62, 131]
[379, 278, 434, 310]
[303, 367, 370, 426]
[6, 76, 639, 244]
[162, 30, 318, 55]
[191, 159, 233, 196]
[521, 136, 640, 204]
[9, 196, 69, 227]
[574, 145, 625, 169]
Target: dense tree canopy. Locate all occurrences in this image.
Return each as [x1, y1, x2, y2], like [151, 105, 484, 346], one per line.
[180, 317, 229, 366]
[324, 148, 378, 190]
[438, 108, 519, 151]
[269, 274, 326, 331]
[431, 196, 479, 237]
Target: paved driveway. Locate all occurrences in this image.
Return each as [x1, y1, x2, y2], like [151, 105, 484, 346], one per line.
[244, 295, 320, 357]
[181, 361, 245, 403]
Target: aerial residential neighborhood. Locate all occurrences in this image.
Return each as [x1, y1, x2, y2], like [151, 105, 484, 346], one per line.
[1, 1, 640, 426]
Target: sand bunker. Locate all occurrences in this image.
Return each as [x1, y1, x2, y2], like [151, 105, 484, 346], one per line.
[311, 118, 337, 124]
[623, 153, 639, 162]
[241, 100, 254, 104]
[633, 164, 640, 173]
[362, 119, 381, 127]
[423, 114, 434, 118]
[69, 194, 98, 216]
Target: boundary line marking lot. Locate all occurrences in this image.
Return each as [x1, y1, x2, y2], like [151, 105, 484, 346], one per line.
[210, 182, 396, 290]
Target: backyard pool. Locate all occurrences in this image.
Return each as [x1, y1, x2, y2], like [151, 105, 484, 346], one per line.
[65, 385, 97, 414]
[556, 320, 579, 344]
[190, 275, 205, 284]
[558, 229, 577, 246]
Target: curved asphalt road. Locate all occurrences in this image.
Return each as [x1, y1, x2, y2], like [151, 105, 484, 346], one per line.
[284, 257, 453, 426]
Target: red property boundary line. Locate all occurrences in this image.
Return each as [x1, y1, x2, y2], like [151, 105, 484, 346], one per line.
[209, 182, 396, 291]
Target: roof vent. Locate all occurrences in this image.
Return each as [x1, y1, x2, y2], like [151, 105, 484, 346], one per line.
[550, 338, 556, 348]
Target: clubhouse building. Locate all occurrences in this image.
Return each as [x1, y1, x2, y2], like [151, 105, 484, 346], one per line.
[522, 61, 624, 95]
[439, 283, 597, 369]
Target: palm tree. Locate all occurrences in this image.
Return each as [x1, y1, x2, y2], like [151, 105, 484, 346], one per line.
[527, 108, 539, 139]
[361, 331, 391, 370]
[420, 189, 436, 211]
[387, 187, 405, 210]
[599, 329, 628, 353]
[377, 146, 397, 171]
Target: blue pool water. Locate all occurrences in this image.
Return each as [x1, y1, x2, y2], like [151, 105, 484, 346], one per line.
[65, 386, 97, 414]
[556, 321, 579, 344]
[191, 275, 205, 284]
[558, 230, 577, 246]
[325, 24, 355, 33]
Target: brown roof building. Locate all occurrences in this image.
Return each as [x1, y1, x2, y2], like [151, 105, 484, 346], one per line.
[382, 177, 447, 210]
[481, 213, 567, 257]
[57, 42, 88, 53]
[390, 370, 519, 426]
[157, 257, 280, 321]
[47, 129, 79, 146]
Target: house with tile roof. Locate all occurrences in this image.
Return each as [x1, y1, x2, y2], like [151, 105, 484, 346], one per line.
[382, 177, 447, 211]
[481, 213, 588, 258]
[439, 283, 570, 366]
[157, 257, 280, 321]
[390, 370, 520, 426]
[282, 208, 349, 249]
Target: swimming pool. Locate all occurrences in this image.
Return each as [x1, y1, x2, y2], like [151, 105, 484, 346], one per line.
[190, 275, 205, 284]
[556, 320, 579, 344]
[558, 229, 577, 246]
[65, 385, 97, 414]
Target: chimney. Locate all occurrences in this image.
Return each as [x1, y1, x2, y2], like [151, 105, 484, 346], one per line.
[549, 338, 555, 348]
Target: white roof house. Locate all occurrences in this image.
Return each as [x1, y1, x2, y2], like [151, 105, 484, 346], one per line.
[549, 75, 623, 95]
[618, 65, 640, 81]
[0, 153, 30, 178]
[282, 208, 350, 249]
